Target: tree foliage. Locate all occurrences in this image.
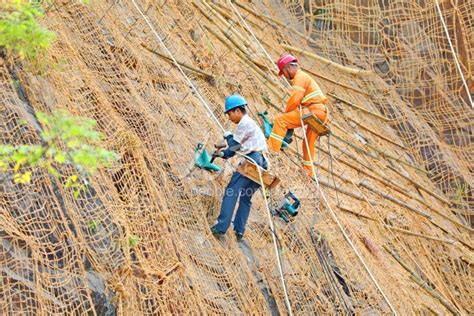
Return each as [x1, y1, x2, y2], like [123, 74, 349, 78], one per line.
[0, 0, 56, 59]
[0, 111, 119, 197]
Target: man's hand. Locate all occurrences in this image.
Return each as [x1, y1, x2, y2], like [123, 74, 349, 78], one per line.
[211, 151, 224, 159]
[223, 131, 233, 139]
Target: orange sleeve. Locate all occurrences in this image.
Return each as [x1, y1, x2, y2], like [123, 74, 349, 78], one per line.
[285, 73, 307, 112]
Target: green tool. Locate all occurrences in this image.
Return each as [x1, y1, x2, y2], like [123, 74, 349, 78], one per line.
[258, 111, 294, 149]
[194, 143, 221, 172]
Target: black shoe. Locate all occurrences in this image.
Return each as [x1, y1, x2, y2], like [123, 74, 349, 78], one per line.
[235, 232, 244, 241]
[211, 227, 225, 238]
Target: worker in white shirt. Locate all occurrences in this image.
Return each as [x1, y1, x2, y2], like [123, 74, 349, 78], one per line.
[211, 94, 268, 241]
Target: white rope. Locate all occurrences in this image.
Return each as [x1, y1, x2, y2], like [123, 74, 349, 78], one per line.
[227, 0, 290, 89]
[434, 0, 473, 108]
[131, 0, 225, 132]
[131, 1, 293, 313]
[228, 1, 397, 312]
[236, 153, 293, 316]
[297, 106, 398, 315]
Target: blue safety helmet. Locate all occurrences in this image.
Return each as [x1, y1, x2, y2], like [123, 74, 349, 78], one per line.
[224, 94, 247, 113]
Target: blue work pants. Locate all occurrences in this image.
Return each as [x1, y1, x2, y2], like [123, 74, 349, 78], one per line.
[212, 152, 267, 235]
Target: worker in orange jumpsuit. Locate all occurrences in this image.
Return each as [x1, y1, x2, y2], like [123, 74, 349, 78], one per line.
[267, 53, 329, 178]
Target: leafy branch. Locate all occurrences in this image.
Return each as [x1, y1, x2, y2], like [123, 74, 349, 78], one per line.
[0, 0, 56, 60]
[0, 110, 119, 197]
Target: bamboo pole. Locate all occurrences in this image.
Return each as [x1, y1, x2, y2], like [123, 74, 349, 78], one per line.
[328, 92, 390, 122]
[302, 67, 371, 96]
[233, 0, 322, 48]
[195, 1, 268, 71]
[386, 165, 451, 206]
[384, 246, 461, 315]
[331, 121, 429, 175]
[383, 225, 455, 244]
[211, 2, 261, 31]
[140, 44, 214, 79]
[348, 117, 407, 150]
[339, 206, 456, 245]
[199, 1, 251, 53]
[338, 205, 376, 221]
[202, 25, 285, 102]
[282, 44, 372, 76]
[428, 219, 473, 249]
[359, 181, 432, 219]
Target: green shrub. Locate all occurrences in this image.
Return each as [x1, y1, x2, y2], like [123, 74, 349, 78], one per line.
[0, 110, 119, 197]
[0, 0, 56, 59]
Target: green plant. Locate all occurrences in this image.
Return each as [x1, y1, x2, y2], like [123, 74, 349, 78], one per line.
[128, 235, 140, 248]
[87, 219, 98, 233]
[0, 1, 56, 60]
[0, 110, 119, 197]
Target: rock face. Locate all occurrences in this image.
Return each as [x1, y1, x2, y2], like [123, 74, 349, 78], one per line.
[0, 0, 472, 315]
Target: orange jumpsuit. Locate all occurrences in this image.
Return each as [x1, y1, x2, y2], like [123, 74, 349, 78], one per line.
[268, 70, 328, 177]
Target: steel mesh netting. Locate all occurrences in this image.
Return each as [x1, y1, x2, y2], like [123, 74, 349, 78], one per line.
[0, 0, 472, 314]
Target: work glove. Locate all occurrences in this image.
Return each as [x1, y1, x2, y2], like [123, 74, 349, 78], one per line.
[223, 131, 233, 139]
[283, 129, 294, 145]
[211, 151, 224, 159]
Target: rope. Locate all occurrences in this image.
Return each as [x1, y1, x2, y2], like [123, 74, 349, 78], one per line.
[131, 0, 225, 132]
[434, 0, 473, 108]
[227, 2, 397, 312]
[130, 1, 293, 313]
[227, 0, 291, 89]
[329, 155, 463, 314]
[297, 106, 398, 315]
[236, 153, 293, 316]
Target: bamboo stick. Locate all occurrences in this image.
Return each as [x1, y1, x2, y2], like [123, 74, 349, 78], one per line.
[428, 219, 473, 249]
[140, 43, 214, 79]
[384, 246, 461, 315]
[328, 92, 390, 122]
[302, 67, 371, 96]
[338, 205, 376, 221]
[348, 117, 407, 150]
[211, 2, 261, 31]
[383, 225, 455, 244]
[317, 177, 368, 202]
[386, 165, 451, 206]
[195, 1, 268, 71]
[331, 122, 429, 175]
[202, 25, 285, 102]
[359, 181, 432, 219]
[199, 1, 251, 53]
[233, 0, 322, 47]
[282, 44, 372, 76]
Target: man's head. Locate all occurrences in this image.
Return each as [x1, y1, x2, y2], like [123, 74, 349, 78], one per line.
[226, 106, 246, 124]
[277, 53, 299, 80]
[224, 94, 247, 124]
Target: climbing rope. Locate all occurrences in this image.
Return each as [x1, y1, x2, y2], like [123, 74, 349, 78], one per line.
[297, 106, 398, 315]
[227, 0, 291, 89]
[130, 0, 225, 133]
[434, 0, 473, 108]
[235, 153, 293, 316]
[130, 1, 293, 314]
